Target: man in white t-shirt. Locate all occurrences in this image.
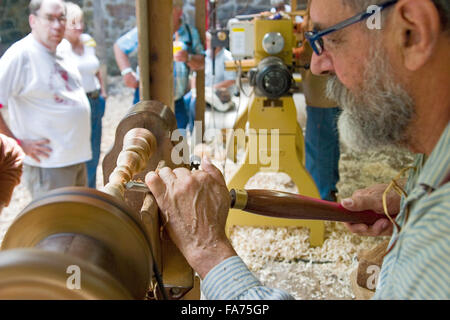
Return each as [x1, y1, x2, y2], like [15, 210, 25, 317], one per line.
[0, 0, 91, 199]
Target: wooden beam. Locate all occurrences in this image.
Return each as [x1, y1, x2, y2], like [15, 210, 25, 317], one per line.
[136, 0, 174, 111]
[291, 0, 298, 11]
[291, 0, 297, 11]
[194, 0, 206, 130]
[136, 0, 151, 101]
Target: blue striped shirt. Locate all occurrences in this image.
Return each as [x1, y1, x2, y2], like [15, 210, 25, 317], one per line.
[201, 256, 295, 300]
[115, 22, 204, 101]
[374, 122, 450, 299]
[201, 122, 450, 300]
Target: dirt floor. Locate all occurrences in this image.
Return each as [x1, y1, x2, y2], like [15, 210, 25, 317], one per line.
[0, 77, 415, 300]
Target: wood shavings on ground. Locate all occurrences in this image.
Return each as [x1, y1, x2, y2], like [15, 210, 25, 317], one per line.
[229, 223, 389, 300]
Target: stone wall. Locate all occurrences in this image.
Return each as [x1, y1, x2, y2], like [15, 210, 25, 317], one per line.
[82, 0, 137, 75]
[0, 0, 32, 56]
[0, 0, 306, 74]
[0, 0, 84, 56]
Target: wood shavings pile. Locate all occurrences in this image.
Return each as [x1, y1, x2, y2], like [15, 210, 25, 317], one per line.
[230, 223, 388, 299]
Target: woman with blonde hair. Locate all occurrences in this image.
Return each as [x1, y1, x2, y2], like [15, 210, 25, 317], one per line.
[58, 2, 107, 189]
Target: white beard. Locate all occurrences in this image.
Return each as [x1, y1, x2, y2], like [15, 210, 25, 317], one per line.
[326, 43, 415, 152]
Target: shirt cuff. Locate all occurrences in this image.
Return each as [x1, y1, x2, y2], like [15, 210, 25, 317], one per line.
[201, 255, 262, 300]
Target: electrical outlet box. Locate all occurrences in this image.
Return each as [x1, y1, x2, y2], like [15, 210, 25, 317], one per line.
[229, 21, 255, 59]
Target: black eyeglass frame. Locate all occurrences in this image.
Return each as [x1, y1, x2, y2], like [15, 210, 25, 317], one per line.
[305, 0, 398, 55]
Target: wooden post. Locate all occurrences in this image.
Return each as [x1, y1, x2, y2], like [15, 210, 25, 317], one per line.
[136, 0, 151, 101]
[136, 0, 174, 111]
[149, 0, 174, 111]
[291, 0, 298, 11]
[195, 0, 206, 133]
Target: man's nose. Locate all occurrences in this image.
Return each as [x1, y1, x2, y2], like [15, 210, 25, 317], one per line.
[50, 18, 65, 28]
[310, 51, 334, 76]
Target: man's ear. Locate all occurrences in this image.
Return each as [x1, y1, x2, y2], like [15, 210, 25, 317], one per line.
[29, 14, 36, 30]
[391, 0, 441, 71]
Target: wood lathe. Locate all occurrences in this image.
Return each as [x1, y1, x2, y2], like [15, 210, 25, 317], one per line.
[0, 101, 196, 300]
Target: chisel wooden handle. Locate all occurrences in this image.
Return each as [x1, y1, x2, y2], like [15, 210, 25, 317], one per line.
[230, 189, 387, 225]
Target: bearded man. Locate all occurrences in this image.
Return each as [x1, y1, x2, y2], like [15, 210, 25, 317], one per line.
[144, 0, 450, 299]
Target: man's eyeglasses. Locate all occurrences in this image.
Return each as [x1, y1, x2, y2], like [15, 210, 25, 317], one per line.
[305, 0, 398, 55]
[35, 14, 67, 25]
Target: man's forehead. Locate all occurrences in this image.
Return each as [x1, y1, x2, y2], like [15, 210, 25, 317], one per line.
[39, 0, 65, 14]
[309, 0, 353, 29]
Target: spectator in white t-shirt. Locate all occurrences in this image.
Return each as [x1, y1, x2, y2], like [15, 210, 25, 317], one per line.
[0, 0, 92, 199]
[58, 2, 107, 189]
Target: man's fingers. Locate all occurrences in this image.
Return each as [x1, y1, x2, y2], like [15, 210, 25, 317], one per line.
[34, 143, 52, 152]
[145, 171, 167, 202]
[344, 222, 369, 235]
[29, 153, 41, 163]
[173, 167, 191, 180]
[370, 219, 391, 235]
[35, 150, 50, 159]
[35, 145, 52, 153]
[157, 167, 176, 187]
[341, 195, 382, 213]
[36, 139, 51, 145]
[124, 74, 138, 88]
[201, 156, 227, 187]
[343, 218, 392, 236]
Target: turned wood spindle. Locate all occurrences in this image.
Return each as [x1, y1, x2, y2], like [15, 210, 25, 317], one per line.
[103, 128, 157, 199]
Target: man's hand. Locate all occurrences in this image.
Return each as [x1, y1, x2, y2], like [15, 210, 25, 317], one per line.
[123, 72, 139, 89]
[174, 49, 188, 63]
[187, 54, 205, 71]
[145, 157, 237, 279]
[20, 139, 52, 163]
[341, 183, 403, 237]
[101, 88, 108, 100]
